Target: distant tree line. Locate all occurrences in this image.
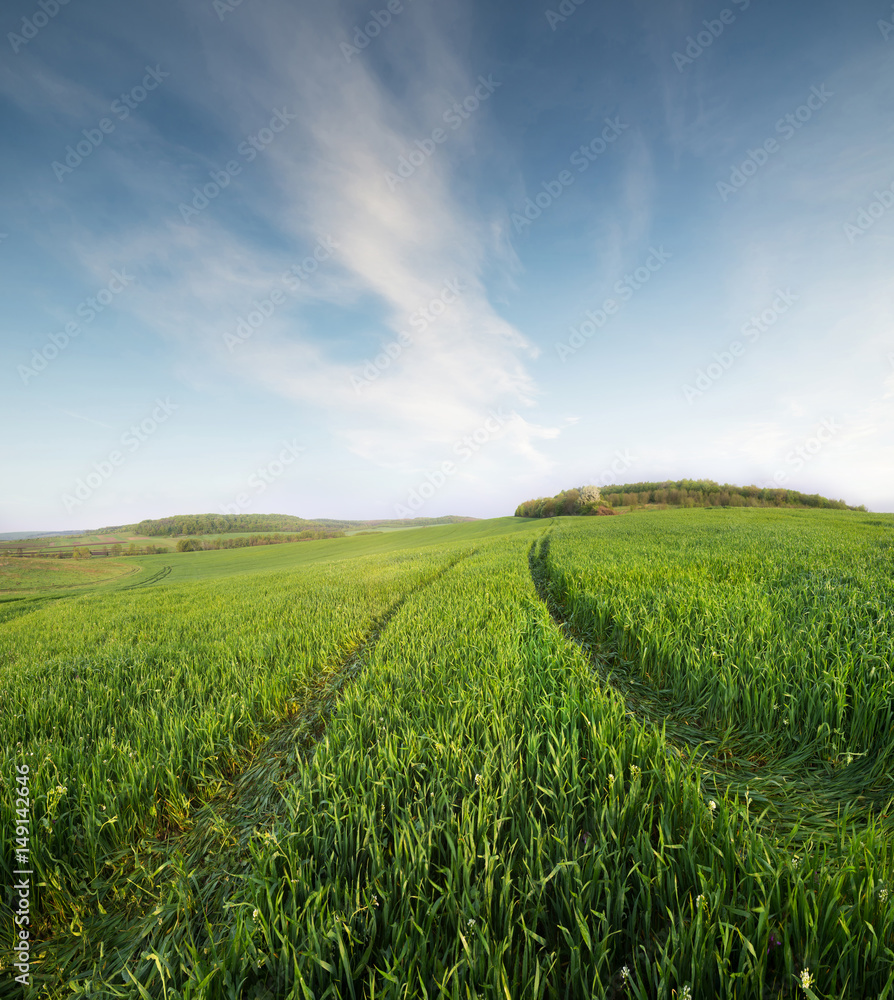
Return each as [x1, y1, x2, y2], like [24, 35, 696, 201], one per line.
[121, 514, 321, 536]
[175, 530, 344, 552]
[94, 513, 478, 537]
[48, 543, 168, 559]
[515, 480, 865, 518]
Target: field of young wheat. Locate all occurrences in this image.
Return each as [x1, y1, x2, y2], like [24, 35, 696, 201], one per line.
[1, 509, 892, 999]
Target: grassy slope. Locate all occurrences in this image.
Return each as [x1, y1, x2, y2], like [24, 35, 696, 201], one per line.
[104, 517, 535, 585]
[0, 518, 531, 597]
[0, 556, 138, 592]
[2, 511, 893, 998]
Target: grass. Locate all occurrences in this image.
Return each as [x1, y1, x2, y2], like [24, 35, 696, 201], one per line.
[1, 509, 892, 998]
[0, 557, 138, 593]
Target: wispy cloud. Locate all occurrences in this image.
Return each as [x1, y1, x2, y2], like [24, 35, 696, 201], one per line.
[30, 0, 560, 473]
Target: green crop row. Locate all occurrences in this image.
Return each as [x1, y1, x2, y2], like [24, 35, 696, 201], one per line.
[541, 508, 894, 774]
[0, 543, 476, 939]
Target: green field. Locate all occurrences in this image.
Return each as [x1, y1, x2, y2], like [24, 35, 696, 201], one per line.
[1, 510, 893, 998]
[0, 557, 138, 593]
[0, 531, 313, 557]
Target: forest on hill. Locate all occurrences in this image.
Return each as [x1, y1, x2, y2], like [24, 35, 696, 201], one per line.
[96, 513, 477, 537]
[515, 479, 866, 518]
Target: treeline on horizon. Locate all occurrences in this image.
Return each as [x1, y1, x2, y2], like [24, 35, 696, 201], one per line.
[515, 480, 866, 518]
[174, 530, 344, 552]
[95, 513, 477, 537]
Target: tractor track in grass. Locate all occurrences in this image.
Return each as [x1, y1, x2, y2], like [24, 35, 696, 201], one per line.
[528, 529, 893, 840]
[119, 564, 172, 589]
[39, 547, 479, 990]
[186, 546, 479, 854]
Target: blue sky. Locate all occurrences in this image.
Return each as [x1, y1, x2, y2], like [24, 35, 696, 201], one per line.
[2, 0, 893, 530]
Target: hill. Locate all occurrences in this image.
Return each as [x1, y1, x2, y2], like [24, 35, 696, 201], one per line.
[91, 513, 479, 537]
[515, 479, 867, 518]
[0, 529, 88, 541]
